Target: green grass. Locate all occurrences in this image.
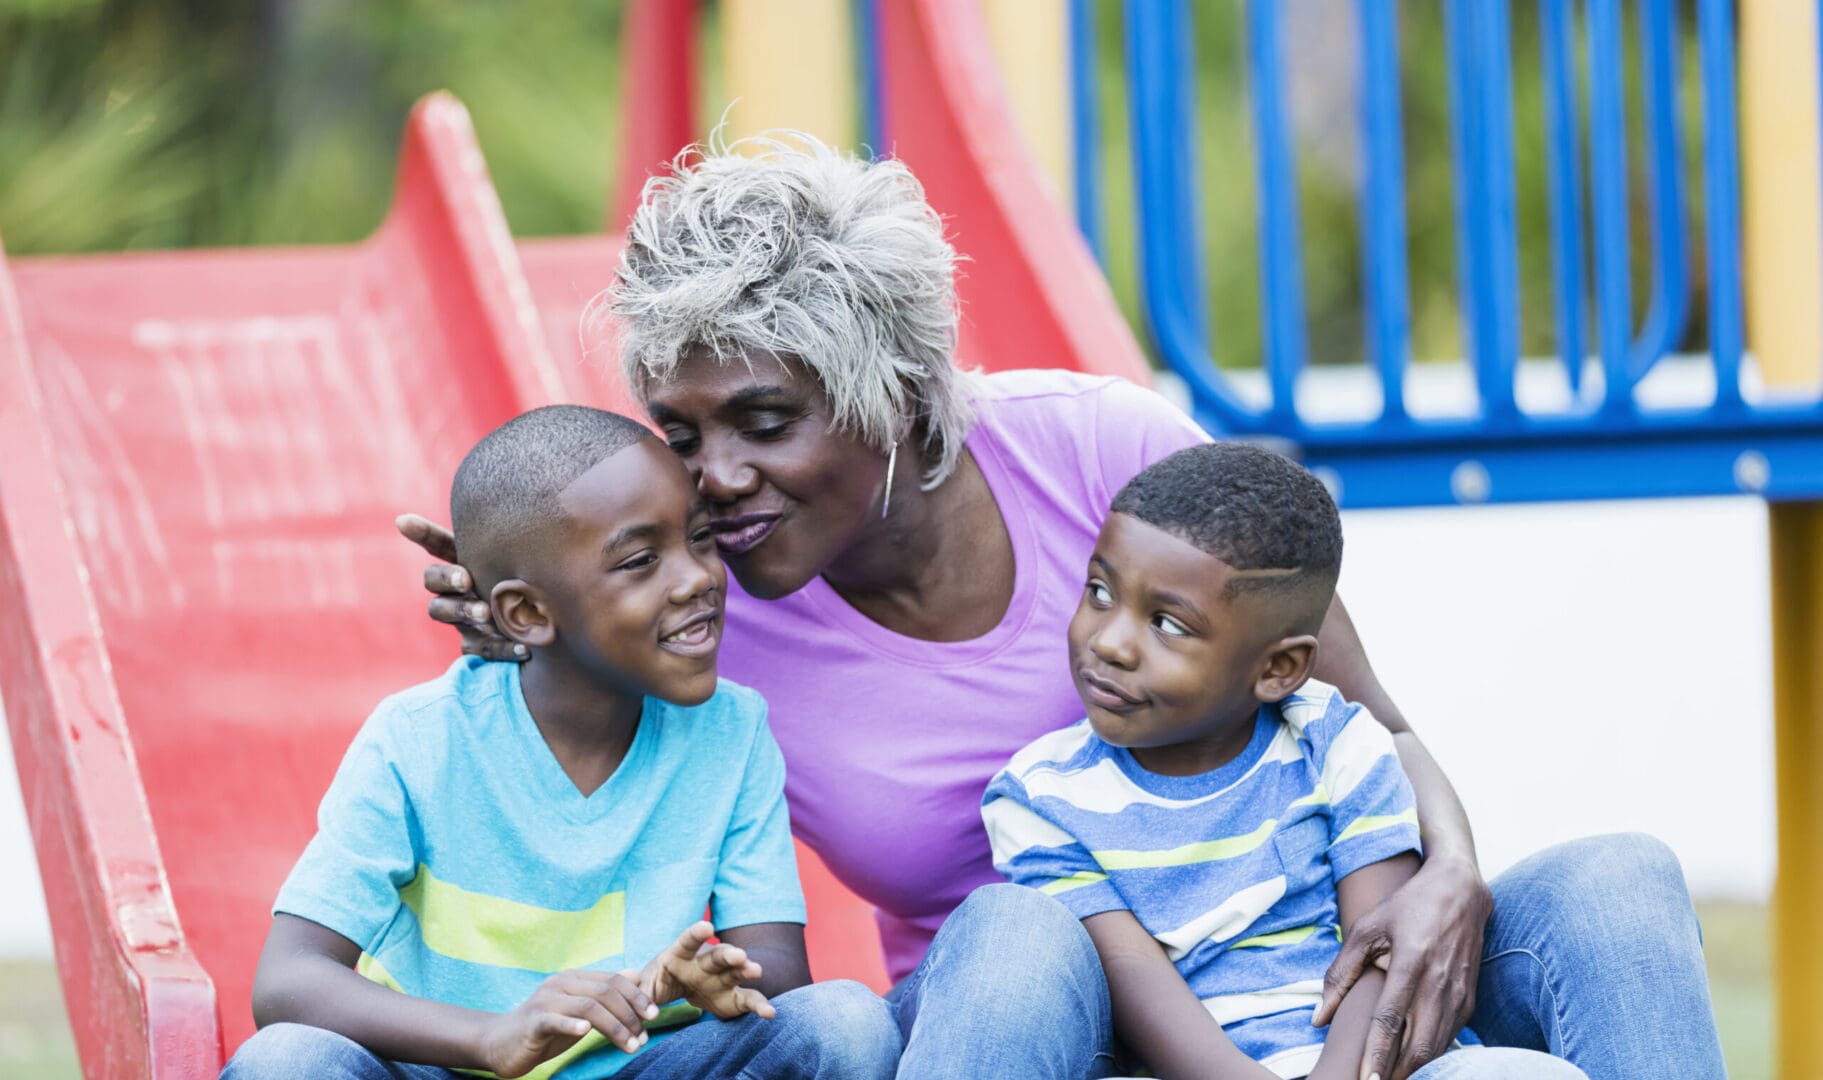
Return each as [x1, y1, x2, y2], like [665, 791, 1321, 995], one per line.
[0, 901, 1773, 1078]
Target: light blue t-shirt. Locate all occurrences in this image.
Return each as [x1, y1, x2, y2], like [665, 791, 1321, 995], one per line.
[275, 656, 806, 1079]
[982, 680, 1422, 1079]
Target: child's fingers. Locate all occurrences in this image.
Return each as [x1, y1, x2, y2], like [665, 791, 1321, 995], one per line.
[665, 921, 717, 963]
[697, 942, 749, 975]
[560, 970, 657, 1020]
[535, 1011, 594, 1039]
[734, 987, 776, 1020]
[557, 994, 646, 1055]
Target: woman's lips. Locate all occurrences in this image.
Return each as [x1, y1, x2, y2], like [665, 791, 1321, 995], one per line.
[1080, 669, 1145, 712]
[712, 513, 780, 556]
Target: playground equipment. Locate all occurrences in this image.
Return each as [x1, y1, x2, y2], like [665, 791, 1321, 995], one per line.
[1109, 0, 1821, 1070]
[0, 0, 1145, 1074]
[5, 0, 1821, 1075]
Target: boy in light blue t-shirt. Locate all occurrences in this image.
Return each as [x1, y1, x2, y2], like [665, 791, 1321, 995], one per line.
[224, 406, 898, 1080]
[983, 444, 1583, 1080]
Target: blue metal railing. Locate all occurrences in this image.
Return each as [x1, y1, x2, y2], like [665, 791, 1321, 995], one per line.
[1112, 0, 1823, 508]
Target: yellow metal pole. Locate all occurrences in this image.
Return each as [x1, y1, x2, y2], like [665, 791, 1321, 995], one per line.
[981, 0, 1074, 205]
[1741, 1, 1823, 1072]
[720, 0, 854, 149]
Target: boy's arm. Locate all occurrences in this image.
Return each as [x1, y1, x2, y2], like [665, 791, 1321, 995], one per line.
[718, 921, 810, 997]
[253, 914, 655, 1074]
[1306, 852, 1423, 1080]
[1311, 594, 1491, 1072]
[1083, 910, 1278, 1080]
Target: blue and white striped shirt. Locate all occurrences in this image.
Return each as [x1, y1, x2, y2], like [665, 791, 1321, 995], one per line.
[982, 680, 1421, 1079]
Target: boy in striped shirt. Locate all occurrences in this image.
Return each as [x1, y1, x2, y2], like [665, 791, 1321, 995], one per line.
[982, 444, 1579, 1080]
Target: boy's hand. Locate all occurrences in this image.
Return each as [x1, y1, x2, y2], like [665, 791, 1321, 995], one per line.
[641, 921, 777, 1021]
[479, 969, 660, 1077]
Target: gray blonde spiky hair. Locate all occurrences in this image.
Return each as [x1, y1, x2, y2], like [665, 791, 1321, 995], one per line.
[592, 131, 975, 489]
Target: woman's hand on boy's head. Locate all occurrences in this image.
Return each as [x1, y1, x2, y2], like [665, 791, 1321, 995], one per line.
[480, 968, 659, 1075]
[641, 920, 776, 1022]
[397, 513, 527, 663]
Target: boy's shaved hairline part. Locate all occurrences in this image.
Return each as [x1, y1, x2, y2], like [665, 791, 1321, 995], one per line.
[451, 406, 656, 598]
[1109, 443, 1342, 637]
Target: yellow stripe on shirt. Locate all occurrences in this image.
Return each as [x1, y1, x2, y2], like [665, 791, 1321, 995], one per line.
[1333, 807, 1419, 844]
[1229, 925, 1322, 950]
[399, 864, 626, 973]
[1039, 870, 1109, 895]
[1092, 818, 1277, 871]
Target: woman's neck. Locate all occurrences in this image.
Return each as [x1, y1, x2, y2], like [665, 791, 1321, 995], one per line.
[820, 448, 1017, 642]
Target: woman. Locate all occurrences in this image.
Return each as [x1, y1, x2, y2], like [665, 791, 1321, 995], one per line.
[400, 136, 1724, 1079]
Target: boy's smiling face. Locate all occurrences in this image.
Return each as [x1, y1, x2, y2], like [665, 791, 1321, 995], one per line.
[1068, 512, 1317, 776]
[508, 438, 727, 707]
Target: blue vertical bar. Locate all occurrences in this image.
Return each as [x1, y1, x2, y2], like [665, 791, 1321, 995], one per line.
[1124, 0, 1256, 429]
[853, 0, 887, 153]
[1588, 0, 1635, 415]
[1697, 0, 1743, 410]
[1628, 0, 1691, 379]
[1540, 0, 1589, 396]
[1357, 0, 1410, 423]
[1477, 0, 1521, 421]
[1248, 0, 1309, 425]
[1070, 0, 1104, 261]
[1444, 0, 1502, 418]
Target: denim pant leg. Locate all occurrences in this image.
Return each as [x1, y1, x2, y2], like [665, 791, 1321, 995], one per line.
[887, 883, 1115, 1080]
[614, 979, 900, 1080]
[1467, 833, 1727, 1080]
[1408, 1046, 1588, 1079]
[220, 1023, 462, 1080]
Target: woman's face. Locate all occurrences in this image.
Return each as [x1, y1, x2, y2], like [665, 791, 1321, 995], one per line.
[642, 346, 890, 600]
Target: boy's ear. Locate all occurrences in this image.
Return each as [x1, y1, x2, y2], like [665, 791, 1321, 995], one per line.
[1254, 635, 1318, 704]
[492, 579, 556, 648]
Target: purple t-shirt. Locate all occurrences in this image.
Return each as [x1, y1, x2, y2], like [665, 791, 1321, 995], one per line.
[717, 368, 1208, 979]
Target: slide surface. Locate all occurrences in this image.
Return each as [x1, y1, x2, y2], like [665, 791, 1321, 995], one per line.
[0, 2, 1150, 1074]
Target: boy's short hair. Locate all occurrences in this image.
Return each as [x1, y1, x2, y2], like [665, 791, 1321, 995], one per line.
[451, 405, 653, 593]
[1111, 442, 1342, 634]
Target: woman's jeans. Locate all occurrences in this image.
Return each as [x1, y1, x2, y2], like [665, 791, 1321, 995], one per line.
[220, 980, 900, 1080]
[887, 834, 1726, 1080]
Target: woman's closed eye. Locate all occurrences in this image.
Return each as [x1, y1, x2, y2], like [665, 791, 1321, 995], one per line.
[661, 426, 700, 454]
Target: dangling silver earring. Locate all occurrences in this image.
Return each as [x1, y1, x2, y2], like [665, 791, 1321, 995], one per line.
[881, 443, 898, 520]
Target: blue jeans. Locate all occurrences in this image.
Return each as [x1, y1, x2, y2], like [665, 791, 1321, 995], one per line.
[1468, 833, 1727, 1078]
[888, 834, 1723, 1079]
[220, 980, 899, 1080]
[1408, 1047, 1584, 1078]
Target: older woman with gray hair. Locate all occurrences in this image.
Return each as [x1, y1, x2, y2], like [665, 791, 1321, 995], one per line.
[400, 136, 1724, 1079]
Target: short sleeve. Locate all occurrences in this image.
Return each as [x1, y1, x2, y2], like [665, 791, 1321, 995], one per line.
[982, 774, 1126, 920]
[1318, 702, 1422, 884]
[1092, 377, 1211, 507]
[711, 706, 808, 929]
[273, 713, 419, 949]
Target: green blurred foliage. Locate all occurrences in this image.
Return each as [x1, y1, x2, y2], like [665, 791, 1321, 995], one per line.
[0, 0, 623, 253]
[0, 0, 1711, 371]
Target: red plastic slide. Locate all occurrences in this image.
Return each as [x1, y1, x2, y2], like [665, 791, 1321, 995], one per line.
[0, 1, 1149, 1075]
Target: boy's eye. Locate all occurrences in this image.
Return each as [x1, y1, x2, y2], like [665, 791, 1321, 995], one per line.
[615, 552, 658, 572]
[663, 427, 700, 454]
[1153, 614, 1190, 638]
[1086, 582, 1112, 606]
[689, 525, 714, 547]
